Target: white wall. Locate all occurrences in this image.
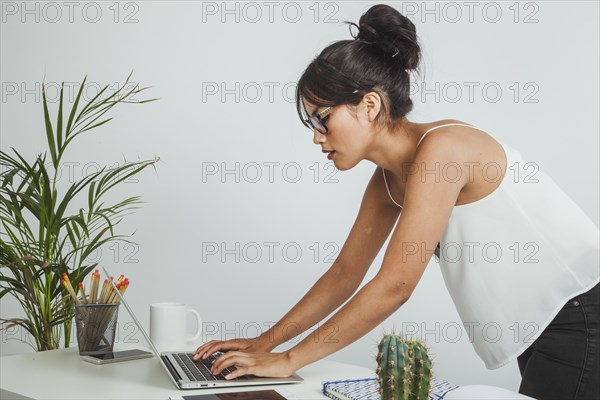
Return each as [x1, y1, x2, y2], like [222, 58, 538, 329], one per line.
[1, 0, 598, 392]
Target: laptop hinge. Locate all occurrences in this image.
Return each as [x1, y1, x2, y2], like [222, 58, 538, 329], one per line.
[161, 355, 184, 382]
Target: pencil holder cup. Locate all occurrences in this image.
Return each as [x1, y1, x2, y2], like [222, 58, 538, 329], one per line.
[74, 304, 119, 355]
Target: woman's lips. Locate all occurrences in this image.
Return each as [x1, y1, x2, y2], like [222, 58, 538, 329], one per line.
[322, 149, 336, 160]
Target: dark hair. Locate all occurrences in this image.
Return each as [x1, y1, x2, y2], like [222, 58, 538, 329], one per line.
[295, 4, 422, 130]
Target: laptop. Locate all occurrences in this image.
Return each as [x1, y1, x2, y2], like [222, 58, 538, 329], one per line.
[101, 267, 303, 389]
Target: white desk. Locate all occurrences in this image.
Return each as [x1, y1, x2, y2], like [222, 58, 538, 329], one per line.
[0, 347, 534, 400]
[0, 346, 372, 400]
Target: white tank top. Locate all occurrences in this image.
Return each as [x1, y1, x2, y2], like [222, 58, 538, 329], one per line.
[382, 123, 600, 369]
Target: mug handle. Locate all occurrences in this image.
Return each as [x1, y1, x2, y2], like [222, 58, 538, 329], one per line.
[187, 309, 202, 343]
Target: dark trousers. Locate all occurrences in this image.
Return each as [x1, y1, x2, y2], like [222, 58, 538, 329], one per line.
[517, 281, 600, 400]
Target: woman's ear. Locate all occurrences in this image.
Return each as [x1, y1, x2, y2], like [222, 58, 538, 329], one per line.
[362, 91, 383, 123]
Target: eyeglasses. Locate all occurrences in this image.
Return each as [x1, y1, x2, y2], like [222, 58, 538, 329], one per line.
[304, 106, 335, 134]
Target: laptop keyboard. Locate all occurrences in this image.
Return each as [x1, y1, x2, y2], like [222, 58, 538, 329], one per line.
[173, 352, 249, 381]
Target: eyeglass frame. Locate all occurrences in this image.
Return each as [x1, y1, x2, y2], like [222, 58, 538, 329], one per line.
[304, 106, 335, 134]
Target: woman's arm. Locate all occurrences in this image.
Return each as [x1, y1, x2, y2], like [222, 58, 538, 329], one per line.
[194, 167, 401, 357]
[209, 130, 470, 377]
[256, 169, 402, 351]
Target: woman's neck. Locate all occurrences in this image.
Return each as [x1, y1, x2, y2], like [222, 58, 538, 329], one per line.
[364, 118, 424, 177]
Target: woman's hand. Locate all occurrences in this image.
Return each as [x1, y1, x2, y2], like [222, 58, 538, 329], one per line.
[192, 338, 271, 361]
[209, 351, 296, 380]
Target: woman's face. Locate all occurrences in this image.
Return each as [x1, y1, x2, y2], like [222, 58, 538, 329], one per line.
[305, 99, 374, 171]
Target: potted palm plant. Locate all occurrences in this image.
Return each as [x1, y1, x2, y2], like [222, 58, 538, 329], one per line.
[0, 72, 159, 351]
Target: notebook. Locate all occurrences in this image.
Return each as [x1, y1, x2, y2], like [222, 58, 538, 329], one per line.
[101, 267, 303, 390]
[322, 377, 459, 400]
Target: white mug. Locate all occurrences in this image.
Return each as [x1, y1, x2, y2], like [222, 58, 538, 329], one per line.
[149, 302, 202, 351]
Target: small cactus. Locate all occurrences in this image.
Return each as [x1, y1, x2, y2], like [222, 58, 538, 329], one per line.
[376, 333, 432, 400]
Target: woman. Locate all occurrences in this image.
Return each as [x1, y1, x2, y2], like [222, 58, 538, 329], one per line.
[193, 4, 599, 399]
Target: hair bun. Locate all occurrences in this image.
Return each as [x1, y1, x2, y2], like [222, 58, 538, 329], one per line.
[349, 4, 420, 71]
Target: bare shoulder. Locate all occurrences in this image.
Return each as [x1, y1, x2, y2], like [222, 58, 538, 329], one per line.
[415, 119, 507, 205]
[417, 119, 503, 161]
[420, 119, 500, 146]
[415, 119, 473, 162]
[410, 119, 486, 195]
[407, 126, 471, 206]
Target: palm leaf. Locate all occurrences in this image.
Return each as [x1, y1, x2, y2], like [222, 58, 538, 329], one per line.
[56, 83, 64, 152]
[41, 84, 58, 167]
[65, 76, 87, 140]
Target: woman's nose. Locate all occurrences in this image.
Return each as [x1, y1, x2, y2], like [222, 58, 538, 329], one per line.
[313, 129, 326, 144]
